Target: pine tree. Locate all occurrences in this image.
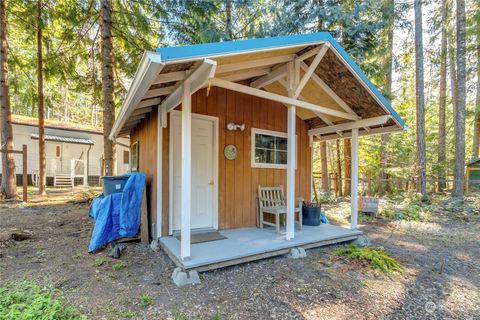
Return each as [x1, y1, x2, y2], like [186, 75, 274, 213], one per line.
[100, 0, 116, 176]
[472, 1, 480, 159]
[335, 139, 342, 196]
[414, 0, 427, 198]
[452, 0, 466, 197]
[37, 0, 46, 195]
[437, 0, 448, 191]
[343, 139, 351, 196]
[320, 141, 329, 193]
[379, 0, 395, 195]
[0, 0, 17, 199]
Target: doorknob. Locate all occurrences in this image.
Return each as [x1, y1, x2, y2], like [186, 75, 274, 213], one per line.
[208, 180, 214, 186]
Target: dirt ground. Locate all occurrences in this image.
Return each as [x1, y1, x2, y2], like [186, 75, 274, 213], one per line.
[1, 188, 479, 320]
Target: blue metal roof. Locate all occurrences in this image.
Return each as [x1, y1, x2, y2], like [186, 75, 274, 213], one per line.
[156, 32, 406, 129]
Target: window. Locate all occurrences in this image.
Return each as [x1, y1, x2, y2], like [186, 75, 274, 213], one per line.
[251, 128, 294, 169]
[123, 150, 129, 165]
[131, 142, 139, 172]
[55, 146, 61, 158]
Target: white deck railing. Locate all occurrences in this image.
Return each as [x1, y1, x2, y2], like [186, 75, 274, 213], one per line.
[53, 158, 87, 187]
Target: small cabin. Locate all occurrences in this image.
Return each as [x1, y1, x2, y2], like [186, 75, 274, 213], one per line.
[109, 32, 407, 273]
[466, 158, 480, 192]
[5, 115, 130, 186]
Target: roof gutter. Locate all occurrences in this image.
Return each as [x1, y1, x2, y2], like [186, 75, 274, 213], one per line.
[109, 51, 165, 140]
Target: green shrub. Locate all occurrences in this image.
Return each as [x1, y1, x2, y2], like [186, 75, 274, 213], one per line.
[140, 294, 153, 308]
[381, 201, 425, 221]
[382, 204, 424, 221]
[120, 310, 137, 318]
[174, 313, 189, 320]
[211, 312, 222, 320]
[112, 262, 127, 271]
[335, 244, 405, 274]
[93, 257, 110, 267]
[0, 281, 87, 320]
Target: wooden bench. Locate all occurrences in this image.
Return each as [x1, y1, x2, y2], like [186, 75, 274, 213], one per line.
[257, 185, 303, 233]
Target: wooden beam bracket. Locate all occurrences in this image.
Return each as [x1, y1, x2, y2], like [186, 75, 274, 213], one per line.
[210, 78, 359, 120]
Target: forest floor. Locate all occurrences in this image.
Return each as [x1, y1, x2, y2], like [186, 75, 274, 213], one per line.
[1, 188, 479, 320]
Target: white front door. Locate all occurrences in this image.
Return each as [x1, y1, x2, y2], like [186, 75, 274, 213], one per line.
[170, 111, 218, 233]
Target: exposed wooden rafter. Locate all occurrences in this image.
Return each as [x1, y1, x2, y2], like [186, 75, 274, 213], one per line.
[135, 97, 160, 109]
[317, 125, 401, 141]
[277, 78, 342, 136]
[143, 86, 175, 99]
[152, 70, 187, 85]
[293, 43, 330, 98]
[295, 45, 323, 62]
[216, 54, 295, 74]
[131, 106, 152, 117]
[210, 78, 359, 120]
[308, 115, 391, 136]
[250, 64, 287, 88]
[219, 68, 270, 82]
[299, 61, 356, 115]
[161, 59, 217, 112]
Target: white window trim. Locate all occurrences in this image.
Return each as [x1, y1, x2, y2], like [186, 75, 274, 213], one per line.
[251, 128, 296, 169]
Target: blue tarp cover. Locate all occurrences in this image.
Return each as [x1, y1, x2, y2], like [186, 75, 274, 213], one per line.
[88, 173, 146, 253]
[320, 211, 329, 224]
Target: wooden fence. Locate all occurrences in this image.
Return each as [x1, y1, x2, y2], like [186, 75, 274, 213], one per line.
[313, 172, 480, 197]
[0, 144, 27, 201]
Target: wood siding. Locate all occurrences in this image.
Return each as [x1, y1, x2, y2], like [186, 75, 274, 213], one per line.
[130, 108, 158, 238]
[132, 86, 312, 237]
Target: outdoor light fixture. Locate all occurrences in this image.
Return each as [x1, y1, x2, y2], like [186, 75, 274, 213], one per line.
[226, 122, 245, 131]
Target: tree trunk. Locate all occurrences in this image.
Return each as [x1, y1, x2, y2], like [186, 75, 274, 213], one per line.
[379, 0, 394, 196]
[452, 0, 466, 197]
[225, 0, 232, 41]
[472, 4, 480, 159]
[37, 0, 46, 195]
[320, 141, 329, 193]
[327, 142, 336, 194]
[63, 85, 68, 121]
[0, 0, 17, 199]
[414, 0, 427, 197]
[101, 0, 116, 176]
[335, 139, 342, 196]
[91, 41, 96, 127]
[343, 138, 351, 196]
[449, 40, 457, 187]
[316, 0, 324, 30]
[437, 0, 448, 191]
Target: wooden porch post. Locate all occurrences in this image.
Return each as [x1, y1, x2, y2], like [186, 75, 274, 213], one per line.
[286, 61, 296, 240]
[180, 81, 192, 260]
[350, 128, 359, 229]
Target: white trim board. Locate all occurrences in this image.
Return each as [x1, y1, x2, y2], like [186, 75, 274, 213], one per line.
[156, 106, 163, 239]
[251, 128, 297, 170]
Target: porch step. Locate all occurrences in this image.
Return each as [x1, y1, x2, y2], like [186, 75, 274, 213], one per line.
[54, 174, 73, 187]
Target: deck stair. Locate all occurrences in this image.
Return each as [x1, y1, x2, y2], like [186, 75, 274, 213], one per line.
[54, 173, 73, 187]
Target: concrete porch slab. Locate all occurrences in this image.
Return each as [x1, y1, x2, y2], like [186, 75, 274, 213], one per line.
[159, 224, 362, 272]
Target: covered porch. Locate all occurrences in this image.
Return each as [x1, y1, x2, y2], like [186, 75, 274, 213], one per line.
[160, 224, 362, 272]
[109, 32, 407, 273]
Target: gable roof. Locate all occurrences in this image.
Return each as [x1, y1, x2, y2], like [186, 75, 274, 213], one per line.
[110, 32, 407, 140]
[467, 158, 480, 166]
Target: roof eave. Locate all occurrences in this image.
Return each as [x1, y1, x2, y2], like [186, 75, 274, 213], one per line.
[109, 51, 165, 140]
[156, 32, 331, 63]
[156, 32, 406, 129]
